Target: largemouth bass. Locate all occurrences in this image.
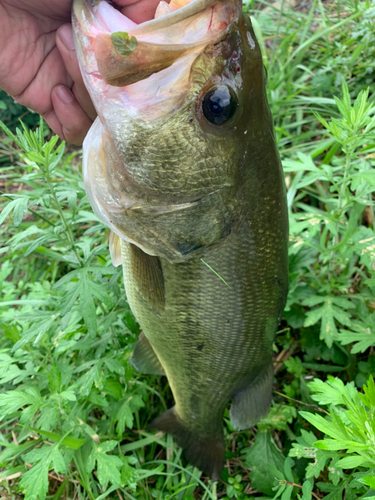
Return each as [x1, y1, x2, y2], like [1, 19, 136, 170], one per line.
[73, 0, 288, 479]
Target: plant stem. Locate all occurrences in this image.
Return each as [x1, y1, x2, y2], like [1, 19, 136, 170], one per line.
[339, 149, 353, 209]
[212, 481, 217, 500]
[284, 481, 320, 500]
[45, 175, 82, 266]
[329, 147, 353, 277]
[274, 391, 330, 415]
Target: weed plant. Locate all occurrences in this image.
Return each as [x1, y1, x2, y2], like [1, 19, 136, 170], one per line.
[0, 0, 375, 498]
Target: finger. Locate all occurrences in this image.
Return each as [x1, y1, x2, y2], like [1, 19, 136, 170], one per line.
[50, 85, 93, 146]
[13, 45, 69, 116]
[56, 24, 97, 121]
[113, 0, 160, 23]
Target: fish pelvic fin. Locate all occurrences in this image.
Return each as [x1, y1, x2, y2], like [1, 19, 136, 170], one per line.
[109, 231, 122, 267]
[150, 407, 225, 481]
[130, 333, 165, 376]
[229, 362, 274, 430]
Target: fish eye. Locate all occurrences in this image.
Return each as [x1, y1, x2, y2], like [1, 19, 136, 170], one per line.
[202, 85, 238, 125]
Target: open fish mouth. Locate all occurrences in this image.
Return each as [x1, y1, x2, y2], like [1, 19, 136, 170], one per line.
[73, 0, 240, 88]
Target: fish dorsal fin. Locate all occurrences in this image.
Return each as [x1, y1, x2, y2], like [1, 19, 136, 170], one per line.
[129, 243, 165, 310]
[130, 332, 165, 375]
[109, 231, 122, 267]
[229, 362, 274, 430]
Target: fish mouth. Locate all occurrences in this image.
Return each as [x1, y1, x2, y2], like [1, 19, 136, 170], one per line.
[73, 0, 240, 87]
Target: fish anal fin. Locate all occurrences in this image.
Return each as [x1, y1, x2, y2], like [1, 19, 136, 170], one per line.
[109, 231, 122, 267]
[229, 363, 274, 430]
[129, 243, 165, 310]
[130, 332, 165, 376]
[150, 407, 225, 481]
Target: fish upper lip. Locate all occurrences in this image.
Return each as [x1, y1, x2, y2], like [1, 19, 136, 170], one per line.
[120, 0, 227, 36]
[74, 0, 229, 36]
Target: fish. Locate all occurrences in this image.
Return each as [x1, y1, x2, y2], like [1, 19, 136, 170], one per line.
[72, 0, 288, 479]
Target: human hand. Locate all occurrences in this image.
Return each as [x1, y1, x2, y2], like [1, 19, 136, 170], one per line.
[0, 0, 160, 145]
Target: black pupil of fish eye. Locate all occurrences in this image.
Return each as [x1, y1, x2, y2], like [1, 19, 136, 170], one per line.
[202, 86, 237, 125]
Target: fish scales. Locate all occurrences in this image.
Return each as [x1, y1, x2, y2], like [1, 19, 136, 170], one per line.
[121, 178, 287, 477]
[73, 0, 288, 479]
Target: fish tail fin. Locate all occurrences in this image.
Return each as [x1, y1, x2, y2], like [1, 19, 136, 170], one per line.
[229, 362, 274, 430]
[149, 407, 225, 480]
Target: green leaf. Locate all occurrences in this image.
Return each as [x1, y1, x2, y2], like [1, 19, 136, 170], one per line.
[23, 447, 52, 464]
[0, 195, 30, 228]
[25, 426, 87, 450]
[80, 271, 98, 335]
[115, 400, 134, 437]
[60, 280, 81, 317]
[308, 376, 357, 406]
[0, 198, 19, 226]
[58, 268, 113, 335]
[303, 296, 352, 348]
[281, 484, 294, 500]
[120, 456, 139, 490]
[337, 315, 375, 353]
[336, 455, 367, 469]
[258, 404, 296, 431]
[19, 456, 49, 500]
[75, 360, 104, 396]
[284, 356, 304, 377]
[351, 227, 375, 268]
[362, 375, 375, 408]
[314, 439, 366, 451]
[13, 196, 29, 227]
[355, 171, 375, 187]
[358, 476, 375, 488]
[59, 389, 77, 402]
[50, 448, 67, 474]
[76, 269, 113, 335]
[307, 451, 330, 478]
[13, 314, 57, 351]
[284, 456, 294, 482]
[243, 430, 285, 495]
[104, 358, 125, 376]
[301, 478, 313, 500]
[299, 411, 345, 441]
[0, 387, 44, 422]
[111, 32, 138, 57]
[19, 445, 67, 500]
[87, 441, 123, 487]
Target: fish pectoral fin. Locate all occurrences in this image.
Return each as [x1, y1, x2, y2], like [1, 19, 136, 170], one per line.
[125, 242, 165, 310]
[149, 407, 225, 481]
[229, 362, 274, 430]
[130, 332, 165, 376]
[109, 231, 122, 267]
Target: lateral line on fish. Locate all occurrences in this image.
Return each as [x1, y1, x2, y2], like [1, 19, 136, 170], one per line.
[200, 258, 230, 286]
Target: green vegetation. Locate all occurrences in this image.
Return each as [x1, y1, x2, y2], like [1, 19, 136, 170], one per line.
[1, 0, 375, 498]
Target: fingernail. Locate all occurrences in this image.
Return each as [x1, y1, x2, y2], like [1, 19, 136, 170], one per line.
[56, 85, 75, 104]
[58, 25, 75, 51]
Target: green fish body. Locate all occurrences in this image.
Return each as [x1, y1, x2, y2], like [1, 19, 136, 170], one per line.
[73, 0, 288, 478]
